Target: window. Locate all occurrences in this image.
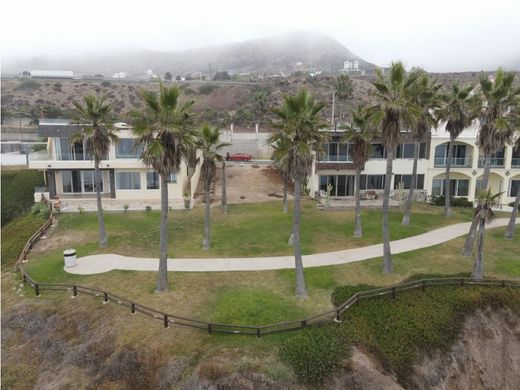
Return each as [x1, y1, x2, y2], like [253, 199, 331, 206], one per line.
[319, 175, 355, 196]
[370, 143, 385, 159]
[322, 142, 351, 162]
[61, 170, 102, 193]
[431, 179, 469, 197]
[167, 173, 177, 183]
[396, 143, 426, 159]
[394, 174, 424, 190]
[510, 180, 520, 197]
[146, 172, 160, 189]
[512, 148, 520, 167]
[359, 175, 385, 190]
[116, 172, 141, 190]
[55, 138, 92, 161]
[479, 148, 505, 167]
[116, 139, 142, 159]
[434, 144, 469, 166]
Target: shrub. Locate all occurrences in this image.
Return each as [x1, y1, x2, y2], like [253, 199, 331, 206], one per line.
[15, 80, 41, 91]
[198, 84, 219, 95]
[198, 362, 229, 381]
[429, 195, 473, 208]
[31, 202, 50, 218]
[508, 201, 520, 210]
[145, 205, 152, 213]
[1, 170, 45, 225]
[279, 324, 349, 385]
[101, 81, 112, 87]
[123, 204, 129, 213]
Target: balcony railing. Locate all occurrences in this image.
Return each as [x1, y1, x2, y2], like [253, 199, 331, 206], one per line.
[512, 157, 520, 167]
[434, 157, 472, 168]
[478, 157, 504, 168]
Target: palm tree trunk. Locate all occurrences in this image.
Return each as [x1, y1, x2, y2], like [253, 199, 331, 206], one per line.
[156, 174, 169, 293]
[402, 141, 419, 225]
[382, 148, 394, 274]
[444, 137, 454, 217]
[221, 162, 227, 214]
[461, 155, 491, 256]
[293, 178, 308, 298]
[505, 188, 519, 239]
[282, 178, 288, 214]
[94, 158, 108, 247]
[354, 168, 362, 238]
[202, 172, 212, 249]
[471, 218, 486, 280]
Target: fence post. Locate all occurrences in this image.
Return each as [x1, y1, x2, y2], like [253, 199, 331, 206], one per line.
[103, 292, 109, 304]
[22, 273, 27, 284]
[35, 283, 40, 296]
[422, 280, 426, 291]
[208, 323, 213, 335]
[256, 328, 260, 338]
[131, 303, 136, 314]
[336, 309, 341, 322]
[392, 287, 396, 299]
[502, 280, 505, 288]
[301, 320, 307, 328]
[163, 314, 169, 328]
[460, 278, 464, 287]
[72, 285, 77, 297]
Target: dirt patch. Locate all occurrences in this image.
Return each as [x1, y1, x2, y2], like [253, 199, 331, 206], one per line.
[205, 164, 290, 205]
[31, 221, 97, 254]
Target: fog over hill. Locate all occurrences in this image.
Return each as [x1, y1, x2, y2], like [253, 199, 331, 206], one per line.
[2, 31, 376, 77]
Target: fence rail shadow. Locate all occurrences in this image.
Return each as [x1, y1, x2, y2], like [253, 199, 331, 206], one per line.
[15, 213, 520, 336]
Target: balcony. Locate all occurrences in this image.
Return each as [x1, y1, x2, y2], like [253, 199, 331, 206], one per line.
[478, 157, 504, 168]
[434, 156, 472, 168]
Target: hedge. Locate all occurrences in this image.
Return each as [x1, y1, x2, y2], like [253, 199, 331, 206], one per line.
[1, 170, 44, 225]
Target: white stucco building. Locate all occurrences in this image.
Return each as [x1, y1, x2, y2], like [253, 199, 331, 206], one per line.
[29, 120, 202, 209]
[309, 125, 520, 206]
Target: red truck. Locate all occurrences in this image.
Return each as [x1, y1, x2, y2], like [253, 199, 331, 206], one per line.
[227, 153, 252, 161]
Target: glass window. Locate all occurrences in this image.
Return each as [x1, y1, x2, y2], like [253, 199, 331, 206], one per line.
[338, 143, 349, 162]
[336, 175, 347, 196]
[396, 143, 416, 158]
[147, 172, 160, 189]
[366, 175, 385, 189]
[116, 139, 142, 159]
[395, 174, 424, 190]
[510, 180, 520, 197]
[116, 172, 141, 190]
[457, 180, 469, 196]
[370, 144, 385, 159]
[167, 173, 177, 183]
[319, 176, 328, 192]
[432, 179, 443, 196]
[419, 143, 426, 159]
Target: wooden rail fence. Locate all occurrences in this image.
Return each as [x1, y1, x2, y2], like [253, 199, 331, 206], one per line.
[15, 213, 520, 337]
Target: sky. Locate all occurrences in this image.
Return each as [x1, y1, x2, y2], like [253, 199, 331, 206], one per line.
[1, 0, 519, 72]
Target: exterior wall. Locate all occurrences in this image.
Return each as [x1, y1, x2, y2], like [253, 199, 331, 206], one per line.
[29, 125, 196, 206]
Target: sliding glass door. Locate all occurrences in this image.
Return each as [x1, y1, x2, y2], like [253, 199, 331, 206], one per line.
[62, 170, 103, 194]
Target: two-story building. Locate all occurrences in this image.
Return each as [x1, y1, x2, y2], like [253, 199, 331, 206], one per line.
[310, 125, 520, 206]
[29, 119, 202, 209]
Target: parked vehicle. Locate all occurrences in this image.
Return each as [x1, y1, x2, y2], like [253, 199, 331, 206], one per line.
[228, 153, 252, 161]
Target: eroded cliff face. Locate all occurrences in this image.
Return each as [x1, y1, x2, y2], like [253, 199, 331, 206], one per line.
[2, 304, 519, 389]
[408, 307, 520, 390]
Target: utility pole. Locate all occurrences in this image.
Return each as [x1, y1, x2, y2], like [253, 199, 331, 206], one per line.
[331, 91, 335, 130]
[208, 63, 212, 81]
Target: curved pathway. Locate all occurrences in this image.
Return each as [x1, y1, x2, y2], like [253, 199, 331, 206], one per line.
[65, 219, 516, 275]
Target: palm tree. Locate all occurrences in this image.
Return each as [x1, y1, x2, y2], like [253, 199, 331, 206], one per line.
[272, 133, 291, 214]
[335, 74, 354, 123]
[472, 190, 501, 279]
[505, 135, 520, 239]
[197, 124, 230, 249]
[435, 83, 478, 218]
[131, 83, 195, 292]
[461, 69, 519, 256]
[343, 105, 374, 237]
[221, 161, 228, 214]
[270, 89, 328, 298]
[73, 95, 118, 247]
[402, 71, 442, 225]
[371, 61, 420, 274]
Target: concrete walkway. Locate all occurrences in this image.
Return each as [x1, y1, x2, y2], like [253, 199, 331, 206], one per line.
[65, 218, 516, 275]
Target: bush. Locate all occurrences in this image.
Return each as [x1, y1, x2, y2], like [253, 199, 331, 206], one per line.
[101, 81, 112, 87]
[31, 202, 50, 218]
[198, 84, 219, 95]
[279, 324, 349, 385]
[1, 170, 45, 225]
[145, 205, 152, 213]
[15, 80, 41, 91]
[429, 195, 473, 208]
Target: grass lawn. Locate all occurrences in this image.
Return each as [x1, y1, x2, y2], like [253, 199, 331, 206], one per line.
[50, 200, 476, 260]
